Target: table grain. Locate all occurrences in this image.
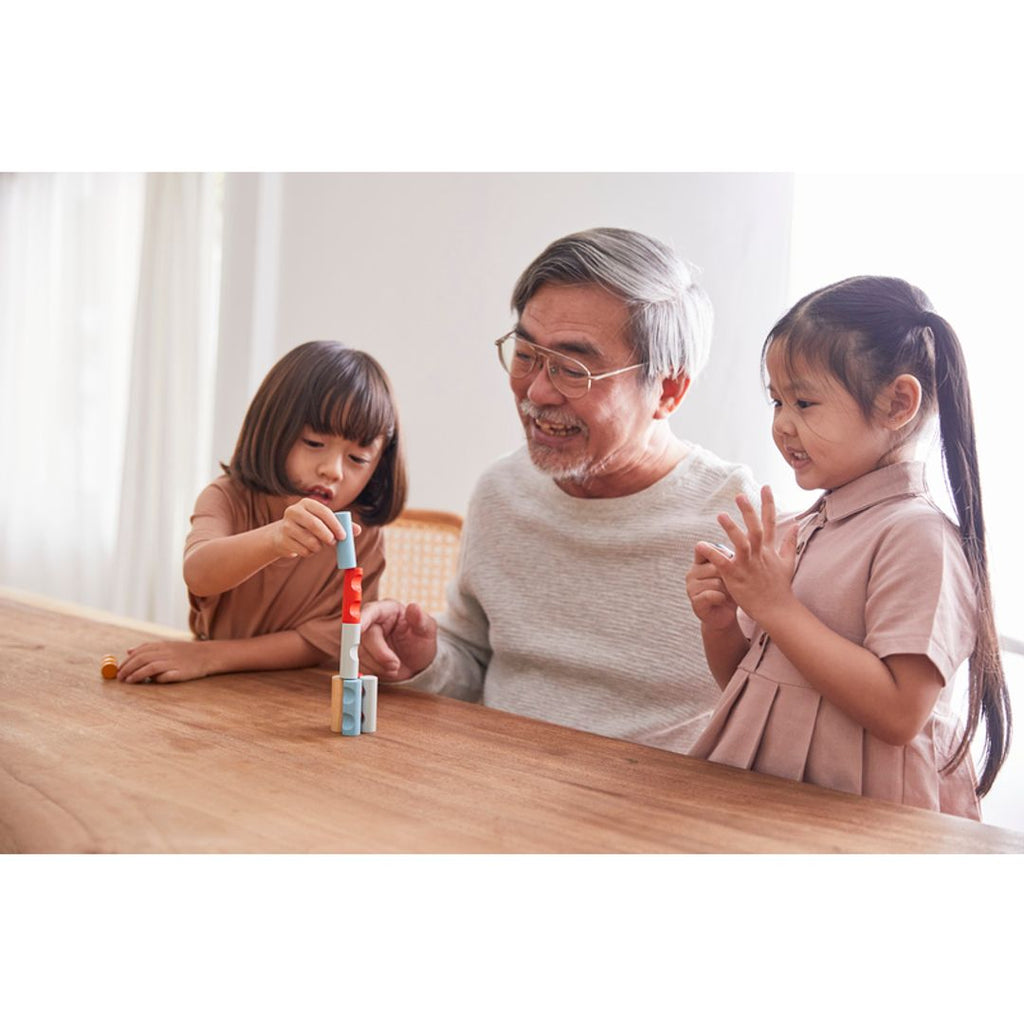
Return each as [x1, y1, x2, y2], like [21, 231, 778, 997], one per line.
[2, 594, 1021, 853]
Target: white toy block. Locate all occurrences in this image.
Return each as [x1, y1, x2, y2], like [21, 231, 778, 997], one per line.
[340, 621, 361, 679]
[361, 675, 378, 733]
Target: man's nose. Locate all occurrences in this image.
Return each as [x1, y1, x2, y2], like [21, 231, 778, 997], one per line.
[525, 357, 563, 404]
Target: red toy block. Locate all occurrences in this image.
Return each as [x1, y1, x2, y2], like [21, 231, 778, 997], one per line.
[342, 567, 363, 623]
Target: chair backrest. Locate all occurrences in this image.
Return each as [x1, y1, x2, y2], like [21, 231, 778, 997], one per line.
[379, 508, 464, 615]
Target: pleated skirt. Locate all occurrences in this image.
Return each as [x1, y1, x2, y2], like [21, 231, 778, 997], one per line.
[689, 667, 981, 820]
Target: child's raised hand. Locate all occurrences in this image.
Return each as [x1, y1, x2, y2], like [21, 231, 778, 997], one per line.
[695, 485, 798, 627]
[271, 498, 360, 560]
[686, 546, 738, 632]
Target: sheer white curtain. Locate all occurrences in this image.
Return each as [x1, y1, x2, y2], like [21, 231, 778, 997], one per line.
[110, 174, 222, 628]
[0, 173, 144, 609]
[0, 173, 222, 629]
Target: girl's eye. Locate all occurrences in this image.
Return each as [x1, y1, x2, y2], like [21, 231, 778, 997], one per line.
[770, 398, 782, 409]
[303, 437, 324, 449]
[795, 400, 815, 410]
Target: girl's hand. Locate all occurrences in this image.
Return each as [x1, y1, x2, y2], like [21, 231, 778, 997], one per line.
[686, 547, 738, 632]
[270, 498, 357, 559]
[115, 640, 217, 684]
[695, 485, 798, 629]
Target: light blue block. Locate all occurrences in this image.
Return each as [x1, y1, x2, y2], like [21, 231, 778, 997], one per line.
[334, 511, 357, 569]
[341, 677, 362, 736]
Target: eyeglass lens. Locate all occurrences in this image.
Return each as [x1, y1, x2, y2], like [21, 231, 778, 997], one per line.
[500, 334, 590, 397]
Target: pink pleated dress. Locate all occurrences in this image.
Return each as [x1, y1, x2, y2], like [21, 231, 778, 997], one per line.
[689, 462, 981, 820]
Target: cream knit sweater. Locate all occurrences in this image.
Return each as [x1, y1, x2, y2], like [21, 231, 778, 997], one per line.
[406, 444, 758, 754]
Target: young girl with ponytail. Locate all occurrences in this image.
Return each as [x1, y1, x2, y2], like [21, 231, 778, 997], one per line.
[685, 276, 1010, 818]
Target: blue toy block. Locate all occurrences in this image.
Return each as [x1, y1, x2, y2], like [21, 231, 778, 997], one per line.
[341, 677, 362, 736]
[334, 511, 357, 569]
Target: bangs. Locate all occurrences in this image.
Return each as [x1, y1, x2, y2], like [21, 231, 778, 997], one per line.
[310, 384, 396, 448]
[762, 314, 874, 413]
[304, 353, 398, 448]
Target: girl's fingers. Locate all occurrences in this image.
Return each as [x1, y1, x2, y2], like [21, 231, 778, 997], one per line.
[307, 510, 341, 545]
[283, 530, 319, 557]
[735, 494, 763, 553]
[716, 513, 749, 558]
[289, 501, 339, 544]
[285, 514, 333, 554]
[760, 485, 776, 548]
[695, 540, 734, 571]
[310, 502, 346, 541]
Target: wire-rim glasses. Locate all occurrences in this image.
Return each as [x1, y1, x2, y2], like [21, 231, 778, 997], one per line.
[494, 332, 644, 399]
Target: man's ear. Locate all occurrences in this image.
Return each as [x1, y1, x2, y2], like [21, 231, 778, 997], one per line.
[883, 373, 922, 430]
[654, 373, 691, 419]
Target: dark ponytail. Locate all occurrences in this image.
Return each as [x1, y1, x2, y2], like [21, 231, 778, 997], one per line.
[765, 277, 1011, 795]
[928, 312, 1011, 795]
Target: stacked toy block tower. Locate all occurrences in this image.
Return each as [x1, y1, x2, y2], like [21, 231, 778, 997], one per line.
[329, 511, 378, 736]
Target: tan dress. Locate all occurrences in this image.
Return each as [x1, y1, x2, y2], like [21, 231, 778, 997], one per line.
[689, 462, 981, 819]
[185, 476, 384, 662]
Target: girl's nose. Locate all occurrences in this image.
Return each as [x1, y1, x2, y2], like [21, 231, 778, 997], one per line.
[773, 407, 796, 436]
[319, 453, 344, 481]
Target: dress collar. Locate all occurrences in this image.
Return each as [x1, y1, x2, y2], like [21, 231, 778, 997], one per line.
[799, 462, 929, 524]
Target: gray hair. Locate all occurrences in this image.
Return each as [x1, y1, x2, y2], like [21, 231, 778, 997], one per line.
[511, 227, 713, 383]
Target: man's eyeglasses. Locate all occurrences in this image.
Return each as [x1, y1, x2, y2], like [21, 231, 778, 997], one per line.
[494, 332, 644, 399]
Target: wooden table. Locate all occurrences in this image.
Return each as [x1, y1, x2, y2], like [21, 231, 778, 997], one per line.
[2, 593, 1022, 853]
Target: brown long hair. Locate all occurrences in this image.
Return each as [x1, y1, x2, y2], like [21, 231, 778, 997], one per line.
[764, 276, 1010, 795]
[224, 341, 406, 526]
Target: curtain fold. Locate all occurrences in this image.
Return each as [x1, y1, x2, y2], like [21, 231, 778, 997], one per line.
[111, 173, 222, 627]
[0, 173, 144, 610]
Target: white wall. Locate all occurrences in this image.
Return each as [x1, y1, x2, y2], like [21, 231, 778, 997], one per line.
[214, 173, 794, 515]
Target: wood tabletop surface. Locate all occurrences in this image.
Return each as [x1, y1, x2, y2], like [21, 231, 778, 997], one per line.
[2, 592, 1022, 854]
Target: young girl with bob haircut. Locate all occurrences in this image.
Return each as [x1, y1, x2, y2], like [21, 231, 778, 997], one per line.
[117, 341, 406, 683]
[686, 276, 1010, 818]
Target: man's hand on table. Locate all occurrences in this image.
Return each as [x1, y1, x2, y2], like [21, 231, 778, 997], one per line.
[359, 599, 438, 681]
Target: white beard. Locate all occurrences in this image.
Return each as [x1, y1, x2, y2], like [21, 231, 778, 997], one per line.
[519, 398, 601, 483]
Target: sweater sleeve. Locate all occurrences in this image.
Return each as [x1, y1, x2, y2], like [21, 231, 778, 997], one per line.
[400, 480, 492, 703]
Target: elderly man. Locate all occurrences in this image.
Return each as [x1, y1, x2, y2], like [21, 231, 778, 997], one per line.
[360, 227, 757, 752]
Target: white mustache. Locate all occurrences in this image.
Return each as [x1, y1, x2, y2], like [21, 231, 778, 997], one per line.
[519, 399, 586, 431]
